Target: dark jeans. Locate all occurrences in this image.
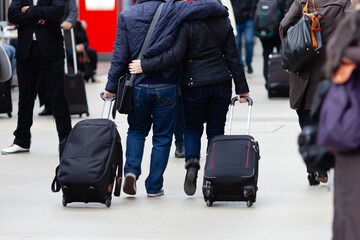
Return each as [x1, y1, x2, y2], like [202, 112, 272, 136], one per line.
[174, 94, 184, 147]
[14, 41, 72, 148]
[236, 18, 255, 67]
[125, 83, 177, 194]
[182, 84, 232, 162]
[260, 37, 281, 84]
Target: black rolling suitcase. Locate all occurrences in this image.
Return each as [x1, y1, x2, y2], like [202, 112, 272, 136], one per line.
[203, 97, 260, 207]
[63, 28, 89, 117]
[267, 53, 290, 98]
[0, 80, 12, 118]
[51, 93, 122, 207]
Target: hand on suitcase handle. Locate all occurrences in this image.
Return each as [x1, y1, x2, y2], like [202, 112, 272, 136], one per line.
[100, 92, 116, 101]
[232, 96, 253, 106]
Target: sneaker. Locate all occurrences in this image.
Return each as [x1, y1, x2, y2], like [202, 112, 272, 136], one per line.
[1, 144, 30, 155]
[318, 171, 328, 183]
[307, 173, 320, 186]
[147, 189, 164, 198]
[123, 173, 137, 195]
[184, 158, 200, 196]
[175, 145, 185, 158]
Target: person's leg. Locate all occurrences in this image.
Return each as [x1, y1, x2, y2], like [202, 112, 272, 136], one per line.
[236, 23, 245, 68]
[2, 44, 16, 84]
[260, 38, 275, 88]
[182, 87, 210, 195]
[38, 74, 52, 116]
[13, 58, 40, 148]
[42, 58, 72, 144]
[205, 85, 232, 149]
[174, 94, 185, 158]
[145, 84, 177, 195]
[244, 18, 255, 73]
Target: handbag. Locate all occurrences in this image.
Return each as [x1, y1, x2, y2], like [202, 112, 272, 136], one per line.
[317, 69, 360, 151]
[116, 3, 164, 114]
[281, 0, 323, 74]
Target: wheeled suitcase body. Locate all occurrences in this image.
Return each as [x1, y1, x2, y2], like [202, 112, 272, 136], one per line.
[63, 28, 89, 117]
[51, 93, 122, 207]
[202, 97, 260, 207]
[0, 80, 12, 118]
[267, 53, 290, 98]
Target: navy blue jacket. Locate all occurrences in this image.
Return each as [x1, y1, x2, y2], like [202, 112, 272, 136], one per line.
[106, 0, 228, 93]
[141, 17, 249, 94]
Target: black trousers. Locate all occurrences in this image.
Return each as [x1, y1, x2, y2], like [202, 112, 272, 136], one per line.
[260, 37, 281, 84]
[14, 41, 72, 148]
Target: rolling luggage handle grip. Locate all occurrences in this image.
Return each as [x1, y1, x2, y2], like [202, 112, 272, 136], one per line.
[228, 96, 253, 135]
[100, 92, 116, 119]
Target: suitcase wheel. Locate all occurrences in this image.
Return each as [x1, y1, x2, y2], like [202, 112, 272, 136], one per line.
[247, 200, 253, 208]
[105, 198, 111, 208]
[206, 200, 213, 207]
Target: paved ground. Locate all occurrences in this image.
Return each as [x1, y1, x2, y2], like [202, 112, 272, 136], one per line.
[0, 43, 333, 240]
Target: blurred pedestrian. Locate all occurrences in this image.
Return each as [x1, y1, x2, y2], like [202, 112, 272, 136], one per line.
[230, 0, 257, 73]
[324, 9, 360, 240]
[279, 0, 351, 185]
[1, 0, 72, 155]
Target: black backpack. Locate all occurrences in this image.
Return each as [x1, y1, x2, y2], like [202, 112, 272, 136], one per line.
[254, 0, 281, 38]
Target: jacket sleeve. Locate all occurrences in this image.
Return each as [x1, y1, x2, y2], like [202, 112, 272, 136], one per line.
[26, 0, 65, 23]
[62, 0, 78, 25]
[141, 25, 188, 73]
[106, 14, 130, 94]
[224, 26, 249, 94]
[279, 0, 302, 40]
[8, 0, 37, 26]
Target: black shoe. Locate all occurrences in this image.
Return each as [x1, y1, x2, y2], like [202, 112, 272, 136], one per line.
[247, 65, 253, 74]
[308, 173, 320, 186]
[175, 145, 185, 158]
[38, 107, 52, 116]
[184, 159, 200, 196]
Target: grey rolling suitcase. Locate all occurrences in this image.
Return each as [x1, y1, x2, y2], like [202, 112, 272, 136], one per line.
[268, 53, 290, 98]
[203, 97, 260, 207]
[63, 28, 89, 117]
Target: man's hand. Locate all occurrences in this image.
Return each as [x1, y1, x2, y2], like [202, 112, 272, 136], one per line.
[61, 21, 72, 30]
[104, 90, 116, 99]
[129, 60, 143, 74]
[75, 44, 85, 53]
[237, 92, 250, 103]
[37, 19, 46, 25]
[21, 6, 29, 14]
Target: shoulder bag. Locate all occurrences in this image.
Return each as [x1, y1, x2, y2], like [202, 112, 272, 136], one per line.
[281, 0, 323, 74]
[116, 3, 164, 114]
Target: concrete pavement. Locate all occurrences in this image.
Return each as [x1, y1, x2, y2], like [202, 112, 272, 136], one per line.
[0, 43, 333, 240]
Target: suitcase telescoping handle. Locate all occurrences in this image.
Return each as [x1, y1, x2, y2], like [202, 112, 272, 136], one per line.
[61, 28, 78, 74]
[227, 96, 253, 135]
[100, 92, 116, 119]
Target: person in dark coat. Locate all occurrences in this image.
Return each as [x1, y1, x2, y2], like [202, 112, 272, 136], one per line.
[230, 0, 257, 73]
[324, 10, 360, 240]
[279, 0, 351, 185]
[129, 16, 250, 196]
[103, 0, 229, 197]
[2, 0, 72, 155]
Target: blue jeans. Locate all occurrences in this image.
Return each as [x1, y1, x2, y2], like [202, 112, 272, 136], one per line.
[1, 44, 16, 83]
[125, 83, 177, 194]
[236, 18, 255, 67]
[182, 84, 232, 162]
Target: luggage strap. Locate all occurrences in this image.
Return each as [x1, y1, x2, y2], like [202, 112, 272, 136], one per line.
[51, 166, 61, 193]
[303, 0, 325, 48]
